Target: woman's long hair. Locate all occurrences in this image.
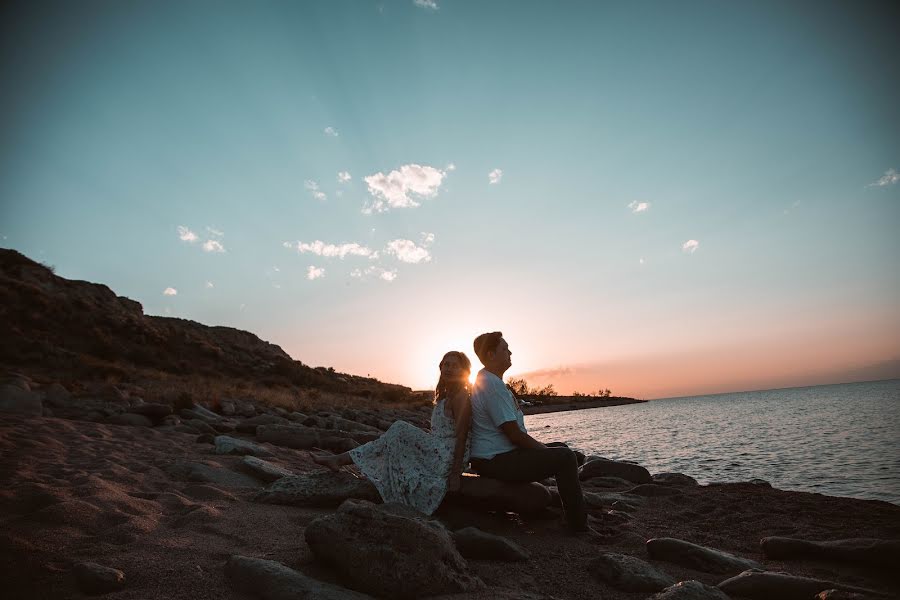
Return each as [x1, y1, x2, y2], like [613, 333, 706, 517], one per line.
[434, 351, 472, 404]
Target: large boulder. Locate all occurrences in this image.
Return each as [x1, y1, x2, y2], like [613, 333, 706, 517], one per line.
[166, 459, 261, 488]
[446, 475, 551, 514]
[646, 538, 762, 575]
[452, 527, 529, 562]
[256, 424, 370, 452]
[235, 413, 290, 434]
[652, 472, 699, 486]
[579, 458, 652, 484]
[627, 484, 684, 497]
[717, 570, 885, 600]
[253, 471, 380, 507]
[225, 555, 373, 600]
[0, 384, 43, 416]
[305, 501, 482, 599]
[213, 435, 273, 457]
[760, 537, 900, 569]
[239, 456, 295, 483]
[587, 552, 675, 592]
[649, 580, 730, 600]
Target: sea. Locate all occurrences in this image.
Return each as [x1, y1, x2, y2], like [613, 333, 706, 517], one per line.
[526, 379, 900, 504]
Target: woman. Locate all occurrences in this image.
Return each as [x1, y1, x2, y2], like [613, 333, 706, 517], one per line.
[310, 351, 472, 515]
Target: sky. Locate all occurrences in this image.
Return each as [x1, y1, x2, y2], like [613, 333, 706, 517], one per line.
[1, 0, 899, 399]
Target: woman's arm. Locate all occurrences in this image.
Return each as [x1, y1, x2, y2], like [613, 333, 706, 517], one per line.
[446, 389, 472, 491]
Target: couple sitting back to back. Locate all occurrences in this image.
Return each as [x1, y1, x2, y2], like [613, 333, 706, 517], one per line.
[312, 331, 590, 533]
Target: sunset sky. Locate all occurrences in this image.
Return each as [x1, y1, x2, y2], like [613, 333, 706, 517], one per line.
[2, 1, 898, 398]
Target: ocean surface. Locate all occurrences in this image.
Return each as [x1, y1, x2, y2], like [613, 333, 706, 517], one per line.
[526, 379, 900, 504]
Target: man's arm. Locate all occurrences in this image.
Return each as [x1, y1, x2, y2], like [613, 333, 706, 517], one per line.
[499, 421, 547, 450]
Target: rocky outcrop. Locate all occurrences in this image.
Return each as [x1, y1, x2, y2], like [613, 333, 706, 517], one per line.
[452, 527, 529, 562]
[627, 484, 684, 497]
[646, 538, 762, 575]
[0, 384, 43, 416]
[213, 435, 273, 457]
[587, 552, 675, 592]
[253, 472, 380, 507]
[649, 580, 730, 600]
[105, 413, 153, 427]
[256, 424, 372, 452]
[225, 555, 374, 600]
[305, 500, 483, 599]
[238, 456, 295, 483]
[235, 413, 289, 434]
[652, 472, 699, 486]
[447, 476, 551, 514]
[73, 561, 126, 595]
[717, 570, 886, 599]
[579, 458, 652, 484]
[760, 537, 900, 569]
[166, 459, 261, 488]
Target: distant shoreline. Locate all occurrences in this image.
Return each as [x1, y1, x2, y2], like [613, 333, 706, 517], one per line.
[521, 396, 645, 415]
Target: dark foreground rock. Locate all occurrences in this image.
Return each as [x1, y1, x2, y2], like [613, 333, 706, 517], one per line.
[452, 527, 529, 562]
[649, 580, 730, 600]
[225, 555, 374, 600]
[760, 536, 900, 569]
[647, 537, 762, 575]
[305, 500, 483, 599]
[256, 424, 368, 452]
[717, 570, 888, 599]
[627, 484, 684, 497]
[447, 475, 551, 514]
[166, 459, 261, 488]
[587, 552, 675, 592]
[213, 435, 273, 457]
[254, 471, 380, 507]
[239, 456, 295, 483]
[73, 562, 125, 595]
[579, 458, 652, 484]
[652, 472, 699, 486]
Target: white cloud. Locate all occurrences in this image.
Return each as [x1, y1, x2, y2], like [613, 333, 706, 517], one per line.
[202, 239, 226, 253]
[362, 164, 447, 213]
[324, 126, 339, 137]
[446, 163, 456, 171]
[307, 266, 326, 280]
[206, 226, 224, 237]
[282, 241, 293, 248]
[337, 171, 352, 183]
[380, 270, 397, 282]
[272, 266, 280, 272]
[177, 226, 198, 243]
[628, 200, 650, 213]
[163, 287, 178, 296]
[868, 168, 899, 187]
[488, 168, 503, 184]
[351, 266, 398, 282]
[682, 239, 700, 254]
[386, 239, 432, 264]
[304, 180, 327, 201]
[421, 232, 435, 246]
[639, 258, 645, 265]
[413, 0, 438, 9]
[205, 281, 214, 288]
[288, 240, 376, 259]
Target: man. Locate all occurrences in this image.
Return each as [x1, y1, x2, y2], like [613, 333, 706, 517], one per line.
[469, 331, 590, 533]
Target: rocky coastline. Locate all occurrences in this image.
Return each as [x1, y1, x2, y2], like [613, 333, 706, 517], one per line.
[2, 376, 899, 600]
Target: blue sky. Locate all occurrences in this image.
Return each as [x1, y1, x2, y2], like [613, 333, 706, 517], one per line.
[2, 0, 898, 397]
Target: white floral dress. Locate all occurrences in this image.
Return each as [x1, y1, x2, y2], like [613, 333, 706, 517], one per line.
[348, 398, 469, 515]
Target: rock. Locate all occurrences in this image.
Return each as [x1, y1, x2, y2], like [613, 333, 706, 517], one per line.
[718, 570, 885, 600]
[446, 475, 551, 514]
[256, 424, 360, 452]
[305, 500, 483, 599]
[587, 552, 675, 592]
[747, 478, 772, 487]
[166, 459, 261, 488]
[579, 458, 652, 484]
[646, 538, 762, 575]
[254, 471, 380, 507]
[627, 484, 684, 497]
[196, 433, 215, 444]
[180, 406, 221, 423]
[73, 561, 126, 594]
[0, 384, 43, 416]
[184, 418, 216, 434]
[452, 527, 529, 562]
[219, 399, 236, 416]
[211, 421, 234, 433]
[652, 472, 699, 486]
[760, 537, 900, 569]
[239, 456, 295, 483]
[225, 555, 374, 600]
[583, 491, 644, 512]
[583, 476, 634, 488]
[105, 413, 154, 427]
[817, 590, 881, 600]
[235, 413, 289, 433]
[327, 415, 382, 434]
[286, 411, 308, 422]
[42, 383, 72, 408]
[213, 435, 273, 457]
[129, 403, 173, 418]
[649, 580, 730, 600]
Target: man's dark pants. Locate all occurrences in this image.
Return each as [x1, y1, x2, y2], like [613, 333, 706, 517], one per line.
[471, 442, 587, 530]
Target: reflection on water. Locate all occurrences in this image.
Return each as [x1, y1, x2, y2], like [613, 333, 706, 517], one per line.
[526, 379, 900, 504]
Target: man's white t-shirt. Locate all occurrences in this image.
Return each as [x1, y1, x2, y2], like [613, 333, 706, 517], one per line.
[469, 369, 527, 459]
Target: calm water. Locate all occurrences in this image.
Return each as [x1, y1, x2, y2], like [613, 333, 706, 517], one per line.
[526, 379, 900, 504]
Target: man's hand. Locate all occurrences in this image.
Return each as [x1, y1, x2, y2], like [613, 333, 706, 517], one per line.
[499, 421, 547, 450]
